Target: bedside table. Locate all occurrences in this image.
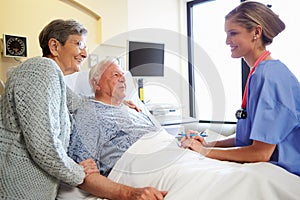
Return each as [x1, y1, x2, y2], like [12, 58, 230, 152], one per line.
[158, 117, 199, 136]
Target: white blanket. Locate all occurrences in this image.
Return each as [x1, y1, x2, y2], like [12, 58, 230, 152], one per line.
[88, 129, 300, 200]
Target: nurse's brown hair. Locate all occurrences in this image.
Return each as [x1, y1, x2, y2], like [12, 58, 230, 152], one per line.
[225, 1, 285, 46]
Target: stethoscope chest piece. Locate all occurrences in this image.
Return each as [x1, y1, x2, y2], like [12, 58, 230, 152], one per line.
[235, 109, 247, 119]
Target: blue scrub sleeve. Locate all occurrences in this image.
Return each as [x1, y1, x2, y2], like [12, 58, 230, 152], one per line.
[248, 65, 299, 144]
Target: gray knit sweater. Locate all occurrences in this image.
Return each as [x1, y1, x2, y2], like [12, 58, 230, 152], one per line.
[0, 57, 85, 200]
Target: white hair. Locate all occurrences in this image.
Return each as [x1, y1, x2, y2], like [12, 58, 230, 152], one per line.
[89, 57, 119, 89]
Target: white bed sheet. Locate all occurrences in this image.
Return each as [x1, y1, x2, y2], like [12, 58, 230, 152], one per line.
[87, 129, 300, 200]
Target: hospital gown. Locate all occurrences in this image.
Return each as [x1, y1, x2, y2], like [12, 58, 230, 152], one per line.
[236, 60, 300, 176]
[67, 99, 160, 176]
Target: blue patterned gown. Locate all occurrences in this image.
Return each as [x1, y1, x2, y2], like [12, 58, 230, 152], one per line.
[68, 99, 160, 177]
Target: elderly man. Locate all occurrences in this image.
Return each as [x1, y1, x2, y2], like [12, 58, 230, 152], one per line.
[58, 58, 166, 199]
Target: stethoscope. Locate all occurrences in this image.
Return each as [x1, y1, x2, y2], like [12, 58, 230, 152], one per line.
[235, 51, 271, 119]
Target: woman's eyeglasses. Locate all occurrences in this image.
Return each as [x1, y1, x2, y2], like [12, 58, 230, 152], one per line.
[67, 39, 87, 50]
[74, 40, 87, 50]
[55, 38, 87, 50]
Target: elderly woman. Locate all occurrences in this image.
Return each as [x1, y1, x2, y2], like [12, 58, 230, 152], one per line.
[0, 19, 166, 200]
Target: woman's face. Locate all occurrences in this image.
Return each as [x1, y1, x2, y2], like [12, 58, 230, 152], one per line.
[225, 18, 256, 60]
[55, 34, 87, 75]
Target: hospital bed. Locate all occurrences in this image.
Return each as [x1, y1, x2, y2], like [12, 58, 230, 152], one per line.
[65, 70, 300, 200]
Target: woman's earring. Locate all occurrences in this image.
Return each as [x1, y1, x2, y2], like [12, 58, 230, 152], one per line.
[253, 35, 257, 40]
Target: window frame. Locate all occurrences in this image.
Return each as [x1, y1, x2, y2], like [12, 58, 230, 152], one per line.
[187, 0, 244, 123]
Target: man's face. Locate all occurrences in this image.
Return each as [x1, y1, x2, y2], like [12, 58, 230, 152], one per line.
[98, 63, 126, 102]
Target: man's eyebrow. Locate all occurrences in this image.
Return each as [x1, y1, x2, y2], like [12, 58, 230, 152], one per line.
[114, 70, 124, 74]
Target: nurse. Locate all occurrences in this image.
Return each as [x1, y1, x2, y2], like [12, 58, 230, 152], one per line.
[181, 1, 300, 176]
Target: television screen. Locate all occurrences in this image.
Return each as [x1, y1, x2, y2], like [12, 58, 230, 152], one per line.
[128, 41, 164, 77]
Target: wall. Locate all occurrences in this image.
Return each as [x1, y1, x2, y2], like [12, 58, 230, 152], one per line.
[69, 0, 190, 117]
[76, 0, 128, 42]
[1, 0, 190, 117]
[0, 0, 101, 82]
[127, 0, 190, 117]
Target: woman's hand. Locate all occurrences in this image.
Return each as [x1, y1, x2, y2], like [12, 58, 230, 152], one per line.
[79, 158, 99, 177]
[180, 130, 208, 155]
[181, 130, 206, 144]
[123, 100, 142, 112]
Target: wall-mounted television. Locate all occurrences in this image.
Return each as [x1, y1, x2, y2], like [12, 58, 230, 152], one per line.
[128, 41, 164, 77]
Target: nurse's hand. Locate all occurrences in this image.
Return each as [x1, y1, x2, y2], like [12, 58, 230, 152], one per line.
[181, 130, 206, 145]
[181, 130, 208, 155]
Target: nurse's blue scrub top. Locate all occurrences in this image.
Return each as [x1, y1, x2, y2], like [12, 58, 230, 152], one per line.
[236, 60, 300, 176]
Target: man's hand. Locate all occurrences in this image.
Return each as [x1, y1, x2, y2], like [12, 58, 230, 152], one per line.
[124, 186, 168, 200]
[78, 171, 168, 200]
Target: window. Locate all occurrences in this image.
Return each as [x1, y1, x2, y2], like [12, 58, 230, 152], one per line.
[187, 0, 299, 122]
[188, 0, 241, 122]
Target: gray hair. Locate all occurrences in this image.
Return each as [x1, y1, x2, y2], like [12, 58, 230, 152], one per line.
[225, 1, 285, 46]
[39, 19, 88, 56]
[89, 57, 119, 90]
